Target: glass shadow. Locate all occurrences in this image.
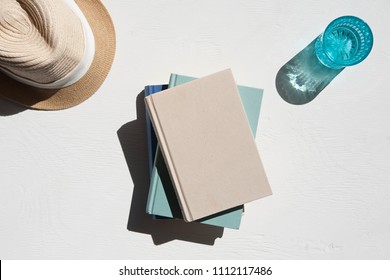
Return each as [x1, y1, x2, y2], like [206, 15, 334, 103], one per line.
[276, 39, 344, 105]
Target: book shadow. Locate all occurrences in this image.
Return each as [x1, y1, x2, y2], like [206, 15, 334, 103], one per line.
[275, 39, 344, 105]
[0, 97, 27, 116]
[117, 91, 224, 246]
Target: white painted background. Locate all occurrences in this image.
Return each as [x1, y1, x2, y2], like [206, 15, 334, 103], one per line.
[1, 0, 389, 259]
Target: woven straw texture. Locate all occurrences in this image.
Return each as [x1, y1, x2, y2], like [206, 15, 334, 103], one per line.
[0, 0, 116, 110]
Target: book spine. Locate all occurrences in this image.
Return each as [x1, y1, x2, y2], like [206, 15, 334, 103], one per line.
[146, 159, 159, 214]
[144, 86, 153, 176]
[144, 96, 194, 222]
[145, 85, 159, 215]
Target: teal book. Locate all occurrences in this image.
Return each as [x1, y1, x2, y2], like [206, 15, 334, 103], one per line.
[146, 74, 263, 229]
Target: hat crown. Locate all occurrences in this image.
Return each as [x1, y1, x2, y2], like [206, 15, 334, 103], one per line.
[0, 1, 30, 35]
[0, 0, 85, 84]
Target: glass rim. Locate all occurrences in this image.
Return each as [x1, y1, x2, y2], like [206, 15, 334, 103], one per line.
[322, 15, 374, 66]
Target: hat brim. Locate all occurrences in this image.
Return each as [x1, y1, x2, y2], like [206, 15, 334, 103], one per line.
[0, 0, 116, 110]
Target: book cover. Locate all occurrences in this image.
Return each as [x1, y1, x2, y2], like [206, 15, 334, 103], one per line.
[145, 79, 263, 228]
[145, 69, 272, 222]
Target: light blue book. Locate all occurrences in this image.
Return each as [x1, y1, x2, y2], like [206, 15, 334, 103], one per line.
[145, 74, 263, 229]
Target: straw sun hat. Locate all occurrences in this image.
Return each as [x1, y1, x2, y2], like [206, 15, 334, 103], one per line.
[0, 0, 116, 110]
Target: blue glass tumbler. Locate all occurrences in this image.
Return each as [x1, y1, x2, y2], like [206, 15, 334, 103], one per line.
[315, 16, 373, 69]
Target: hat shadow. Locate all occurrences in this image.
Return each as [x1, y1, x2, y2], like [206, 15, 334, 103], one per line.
[275, 38, 344, 105]
[117, 91, 224, 246]
[0, 97, 27, 116]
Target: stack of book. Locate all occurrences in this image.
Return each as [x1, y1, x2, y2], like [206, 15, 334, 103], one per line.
[144, 69, 272, 229]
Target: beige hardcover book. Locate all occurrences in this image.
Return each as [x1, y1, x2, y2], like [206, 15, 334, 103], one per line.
[144, 69, 272, 222]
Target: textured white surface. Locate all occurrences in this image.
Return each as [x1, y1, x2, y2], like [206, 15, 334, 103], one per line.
[1, 0, 389, 259]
